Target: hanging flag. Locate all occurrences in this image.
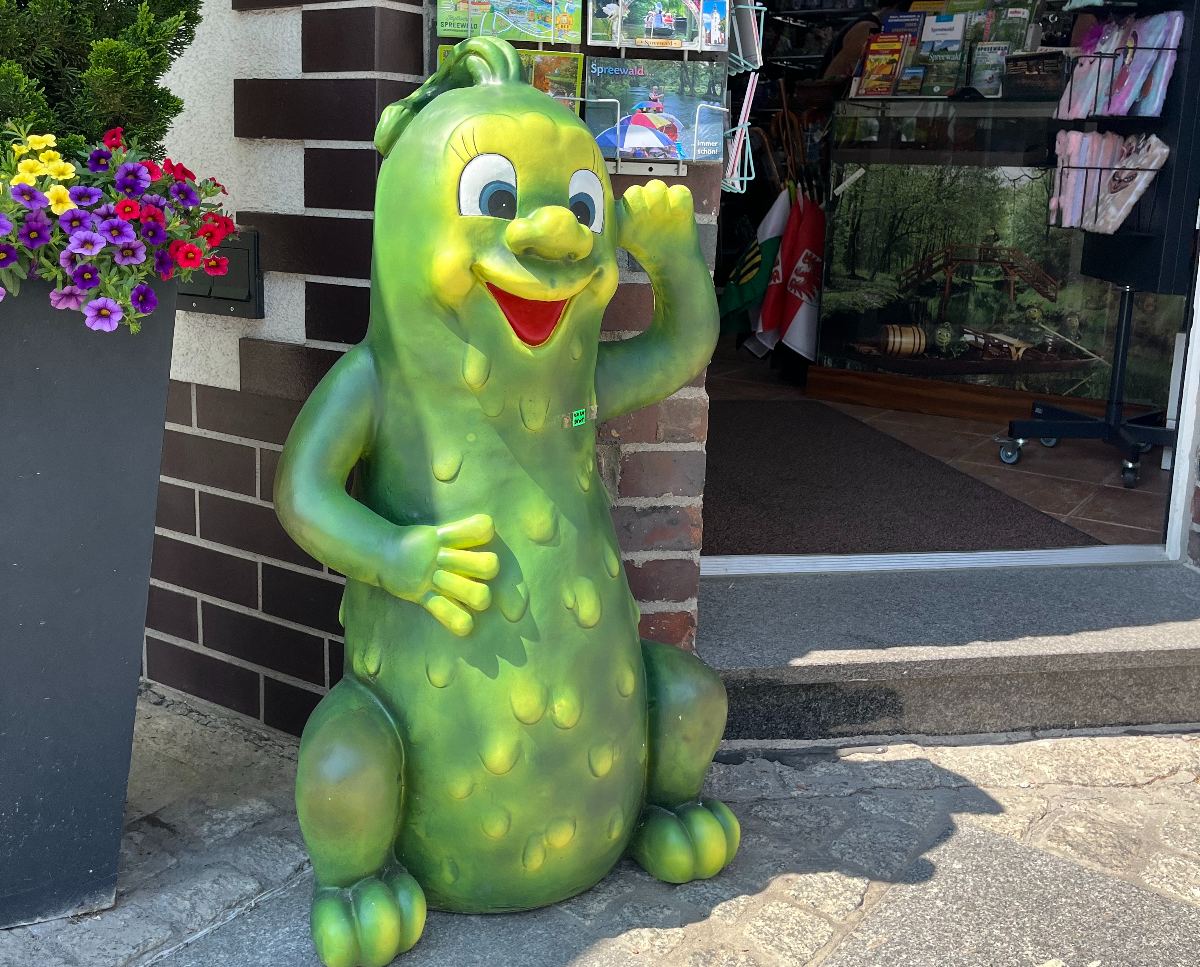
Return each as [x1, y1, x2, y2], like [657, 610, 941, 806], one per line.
[756, 193, 826, 360]
[717, 188, 792, 352]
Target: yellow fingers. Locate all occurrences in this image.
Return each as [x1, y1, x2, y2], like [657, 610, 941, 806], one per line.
[422, 592, 474, 637]
[436, 513, 495, 549]
[432, 569, 492, 612]
[436, 547, 500, 580]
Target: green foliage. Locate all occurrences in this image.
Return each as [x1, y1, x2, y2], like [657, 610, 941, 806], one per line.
[0, 0, 200, 157]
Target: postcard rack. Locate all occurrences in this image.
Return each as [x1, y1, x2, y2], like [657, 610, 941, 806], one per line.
[1050, 163, 1166, 235]
[728, 3, 766, 76]
[1056, 44, 1187, 120]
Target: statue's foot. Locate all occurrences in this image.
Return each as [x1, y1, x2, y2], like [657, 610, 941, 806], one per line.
[311, 868, 426, 967]
[630, 798, 740, 884]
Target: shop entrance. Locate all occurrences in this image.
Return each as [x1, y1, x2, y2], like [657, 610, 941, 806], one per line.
[705, 0, 1200, 573]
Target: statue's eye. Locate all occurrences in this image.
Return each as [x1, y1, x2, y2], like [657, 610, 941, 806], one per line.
[568, 169, 605, 234]
[459, 154, 518, 220]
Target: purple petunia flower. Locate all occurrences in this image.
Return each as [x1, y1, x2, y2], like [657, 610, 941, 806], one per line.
[58, 248, 78, 271]
[115, 162, 151, 198]
[168, 181, 200, 209]
[67, 230, 106, 256]
[94, 203, 116, 221]
[0, 212, 11, 235]
[130, 283, 158, 315]
[86, 149, 112, 173]
[59, 209, 96, 234]
[139, 220, 167, 246]
[72, 263, 101, 290]
[141, 193, 172, 214]
[49, 285, 87, 311]
[0, 285, 5, 302]
[10, 183, 48, 210]
[98, 218, 136, 245]
[0, 243, 17, 268]
[69, 185, 103, 208]
[18, 211, 52, 248]
[153, 248, 173, 278]
[84, 297, 123, 332]
[113, 238, 147, 266]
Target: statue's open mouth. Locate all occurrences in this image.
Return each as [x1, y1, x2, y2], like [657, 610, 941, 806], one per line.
[486, 283, 568, 347]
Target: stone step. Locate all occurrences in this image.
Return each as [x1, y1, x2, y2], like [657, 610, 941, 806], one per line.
[696, 563, 1200, 739]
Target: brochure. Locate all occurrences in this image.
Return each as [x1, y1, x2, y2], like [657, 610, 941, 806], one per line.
[438, 46, 585, 113]
[915, 13, 965, 96]
[436, 0, 583, 45]
[968, 41, 1008, 96]
[860, 34, 908, 96]
[586, 56, 727, 161]
[588, 0, 728, 52]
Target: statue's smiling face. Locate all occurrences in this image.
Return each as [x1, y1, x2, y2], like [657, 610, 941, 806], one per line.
[428, 107, 619, 349]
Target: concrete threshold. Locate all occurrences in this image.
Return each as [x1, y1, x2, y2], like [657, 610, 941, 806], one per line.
[697, 562, 1200, 740]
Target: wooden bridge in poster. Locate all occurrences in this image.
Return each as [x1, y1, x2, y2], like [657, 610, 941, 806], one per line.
[899, 244, 1059, 322]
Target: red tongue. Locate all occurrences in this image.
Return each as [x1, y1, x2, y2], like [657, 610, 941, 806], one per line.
[486, 283, 567, 347]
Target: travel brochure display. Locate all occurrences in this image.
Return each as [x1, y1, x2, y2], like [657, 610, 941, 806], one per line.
[585, 57, 727, 161]
[852, 1, 1040, 98]
[589, 0, 728, 51]
[437, 45, 584, 111]
[436, 0, 583, 44]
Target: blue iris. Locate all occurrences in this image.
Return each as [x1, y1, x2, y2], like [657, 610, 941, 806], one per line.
[569, 192, 596, 228]
[479, 180, 516, 219]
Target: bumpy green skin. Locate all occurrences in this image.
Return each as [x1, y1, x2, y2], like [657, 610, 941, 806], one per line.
[274, 38, 735, 967]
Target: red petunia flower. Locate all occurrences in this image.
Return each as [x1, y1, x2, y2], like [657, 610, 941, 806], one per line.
[174, 242, 203, 270]
[143, 160, 163, 181]
[209, 178, 228, 195]
[139, 204, 165, 225]
[103, 126, 124, 149]
[115, 198, 140, 221]
[163, 158, 196, 182]
[196, 222, 228, 248]
[203, 255, 229, 277]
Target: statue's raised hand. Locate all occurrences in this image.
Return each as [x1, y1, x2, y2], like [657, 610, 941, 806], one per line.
[382, 513, 498, 636]
[617, 180, 700, 272]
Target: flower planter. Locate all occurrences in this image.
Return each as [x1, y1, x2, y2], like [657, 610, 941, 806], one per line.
[0, 281, 177, 927]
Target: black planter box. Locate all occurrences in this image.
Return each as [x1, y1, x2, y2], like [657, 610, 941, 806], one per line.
[0, 281, 176, 927]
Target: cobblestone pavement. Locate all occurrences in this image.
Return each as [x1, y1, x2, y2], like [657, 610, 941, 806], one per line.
[3, 687, 1200, 966]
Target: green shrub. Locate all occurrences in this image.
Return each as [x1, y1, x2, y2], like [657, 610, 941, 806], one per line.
[0, 0, 200, 157]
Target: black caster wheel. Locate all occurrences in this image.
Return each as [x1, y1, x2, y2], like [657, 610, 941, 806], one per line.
[1122, 466, 1140, 488]
[999, 443, 1022, 465]
[1039, 437, 1059, 448]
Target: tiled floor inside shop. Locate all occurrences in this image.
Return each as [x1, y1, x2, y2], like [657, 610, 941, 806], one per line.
[706, 346, 1171, 546]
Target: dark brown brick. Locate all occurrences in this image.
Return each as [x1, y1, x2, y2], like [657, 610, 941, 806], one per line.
[234, 78, 416, 141]
[611, 505, 703, 553]
[624, 558, 700, 602]
[195, 385, 303, 447]
[160, 429, 257, 496]
[151, 535, 259, 608]
[302, 8, 424, 75]
[263, 677, 323, 736]
[146, 585, 199, 642]
[165, 380, 192, 425]
[262, 564, 344, 636]
[304, 149, 378, 213]
[329, 640, 345, 686]
[240, 340, 344, 403]
[259, 449, 281, 501]
[146, 636, 260, 717]
[602, 283, 654, 333]
[234, 0, 344, 8]
[243, 211, 373, 279]
[156, 480, 196, 534]
[601, 396, 709, 445]
[198, 491, 316, 569]
[305, 281, 371, 343]
[202, 603, 325, 685]
[600, 405, 658, 444]
[619, 450, 707, 498]
[638, 610, 697, 649]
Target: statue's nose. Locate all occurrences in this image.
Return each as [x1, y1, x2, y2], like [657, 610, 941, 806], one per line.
[504, 206, 593, 263]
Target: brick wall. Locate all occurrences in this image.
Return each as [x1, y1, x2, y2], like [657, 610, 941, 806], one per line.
[143, 0, 720, 733]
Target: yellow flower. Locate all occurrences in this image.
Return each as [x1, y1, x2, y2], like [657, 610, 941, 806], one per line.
[46, 184, 73, 215]
[10, 173, 36, 187]
[45, 160, 76, 182]
[38, 150, 61, 164]
[12, 142, 29, 158]
[17, 158, 46, 178]
[26, 133, 56, 151]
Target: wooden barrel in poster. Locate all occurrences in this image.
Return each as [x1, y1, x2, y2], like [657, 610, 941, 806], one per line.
[881, 325, 927, 357]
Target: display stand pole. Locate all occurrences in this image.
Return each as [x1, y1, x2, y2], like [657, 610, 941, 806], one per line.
[1000, 284, 1176, 488]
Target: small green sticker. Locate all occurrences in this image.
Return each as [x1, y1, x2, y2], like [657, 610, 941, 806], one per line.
[571, 408, 587, 428]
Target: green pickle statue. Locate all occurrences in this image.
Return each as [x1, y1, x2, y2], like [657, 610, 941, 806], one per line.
[275, 37, 735, 967]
